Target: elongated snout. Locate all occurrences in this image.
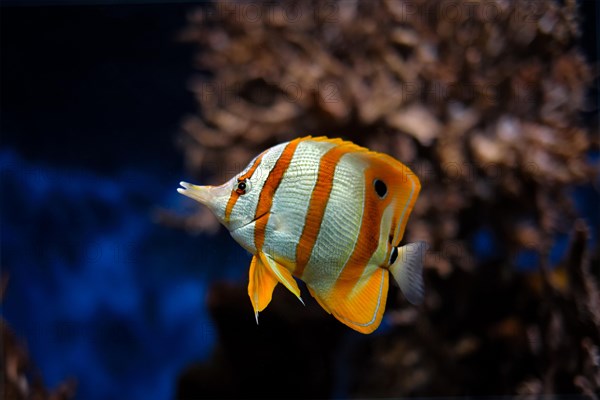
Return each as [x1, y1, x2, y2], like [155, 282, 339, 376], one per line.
[177, 181, 212, 205]
[177, 180, 233, 207]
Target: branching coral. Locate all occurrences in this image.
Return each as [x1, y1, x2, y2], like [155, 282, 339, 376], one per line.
[177, 0, 594, 260]
[173, 0, 598, 397]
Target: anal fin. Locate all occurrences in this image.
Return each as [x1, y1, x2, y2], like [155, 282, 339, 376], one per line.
[309, 268, 389, 334]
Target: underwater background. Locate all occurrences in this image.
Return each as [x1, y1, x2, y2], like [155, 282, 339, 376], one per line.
[1, 1, 598, 400]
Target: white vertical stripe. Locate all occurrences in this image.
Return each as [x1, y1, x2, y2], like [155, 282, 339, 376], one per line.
[301, 152, 367, 294]
[262, 139, 337, 267]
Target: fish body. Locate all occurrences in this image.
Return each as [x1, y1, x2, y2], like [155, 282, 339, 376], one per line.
[178, 136, 426, 333]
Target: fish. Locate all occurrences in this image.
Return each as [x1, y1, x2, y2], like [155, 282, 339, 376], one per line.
[177, 136, 426, 334]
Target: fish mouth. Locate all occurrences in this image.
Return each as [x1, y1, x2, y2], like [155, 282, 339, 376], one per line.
[177, 181, 211, 204]
[177, 181, 233, 206]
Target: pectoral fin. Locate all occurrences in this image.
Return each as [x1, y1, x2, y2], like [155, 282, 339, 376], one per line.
[257, 252, 304, 305]
[248, 255, 279, 324]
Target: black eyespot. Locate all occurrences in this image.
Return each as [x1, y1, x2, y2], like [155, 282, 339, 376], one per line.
[374, 179, 387, 198]
[235, 179, 249, 195]
[389, 247, 398, 265]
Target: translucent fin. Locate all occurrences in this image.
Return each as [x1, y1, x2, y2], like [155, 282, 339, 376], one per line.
[389, 241, 427, 305]
[248, 255, 279, 324]
[309, 268, 389, 334]
[257, 252, 304, 306]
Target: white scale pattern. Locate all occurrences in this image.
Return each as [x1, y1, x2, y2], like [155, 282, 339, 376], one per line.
[302, 152, 367, 295]
[264, 140, 336, 266]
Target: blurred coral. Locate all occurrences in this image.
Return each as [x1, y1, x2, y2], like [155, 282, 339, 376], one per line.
[173, 0, 599, 397]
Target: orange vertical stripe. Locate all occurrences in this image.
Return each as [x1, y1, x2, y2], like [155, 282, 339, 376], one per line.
[239, 152, 266, 181]
[224, 152, 265, 224]
[331, 165, 394, 299]
[253, 139, 301, 251]
[223, 191, 239, 224]
[393, 166, 420, 244]
[294, 146, 347, 278]
[384, 163, 420, 247]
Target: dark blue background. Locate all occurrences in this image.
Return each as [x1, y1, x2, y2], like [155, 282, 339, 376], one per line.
[0, 3, 253, 399]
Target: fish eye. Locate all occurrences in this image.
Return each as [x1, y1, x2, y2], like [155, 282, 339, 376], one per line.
[389, 247, 398, 265]
[235, 179, 250, 195]
[373, 179, 387, 198]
